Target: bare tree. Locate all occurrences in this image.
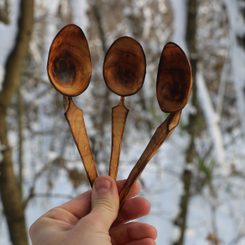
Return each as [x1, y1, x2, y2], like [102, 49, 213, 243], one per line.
[172, 0, 200, 244]
[0, 0, 10, 24]
[224, 0, 245, 135]
[0, 1, 34, 244]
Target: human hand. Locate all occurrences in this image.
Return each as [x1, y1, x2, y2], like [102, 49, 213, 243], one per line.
[29, 176, 157, 245]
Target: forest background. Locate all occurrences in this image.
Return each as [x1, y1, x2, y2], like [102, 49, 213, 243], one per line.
[0, 0, 245, 244]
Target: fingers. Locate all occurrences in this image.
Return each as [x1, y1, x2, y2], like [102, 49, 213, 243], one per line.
[40, 195, 150, 229]
[125, 239, 156, 245]
[85, 176, 119, 231]
[42, 207, 80, 225]
[114, 197, 151, 225]
[53, 178, 140, 220]
[110, 222, 157, 245]
[54, 191, 91, 219]
[117, 179, 140, 197]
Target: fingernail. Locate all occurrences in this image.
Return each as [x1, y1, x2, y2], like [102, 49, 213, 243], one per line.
[94, 177, 112, 194]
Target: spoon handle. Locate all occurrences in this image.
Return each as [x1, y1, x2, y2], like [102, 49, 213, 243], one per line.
[64, 97, 98, 186]
[109, 98, 129, 179]
[119, 111, 181, 206]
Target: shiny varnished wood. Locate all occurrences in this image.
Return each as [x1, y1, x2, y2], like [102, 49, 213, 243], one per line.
[47, 24, 92, 96]
[157, 42, 192, 113]
[103, 37, 146, 179]
[119, 42, 192, 206]
[47, 24, 97, 186]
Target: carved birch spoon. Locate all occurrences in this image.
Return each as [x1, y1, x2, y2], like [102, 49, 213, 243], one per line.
[47, 24, 97, 186]
[119, 42, 192, 205]
[103, 37, 146, 179]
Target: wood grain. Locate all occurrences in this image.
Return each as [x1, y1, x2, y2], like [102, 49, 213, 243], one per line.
[157, 42, 192, 113]
[103, 36, 146, 97]
[103, 36, 146, 179]
[64, 97, 97, 186]
[47, 24, 92, 96]
[109, 98, 129, 179]
[119, 111, 181, 206]
[119, 42, 192, 206]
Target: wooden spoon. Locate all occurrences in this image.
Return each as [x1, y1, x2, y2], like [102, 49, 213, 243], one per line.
[119, 42, 192, 205]
[103, 37, 146, 179]
[47, 24, 98, 186]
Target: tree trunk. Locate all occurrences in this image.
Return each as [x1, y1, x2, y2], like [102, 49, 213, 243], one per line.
[172, 0, 199, 244]
[17, 88, 24, 197]
[224, 0, 245, 135]
[0, 0, 34, 244]
[0, 0, 10, 24]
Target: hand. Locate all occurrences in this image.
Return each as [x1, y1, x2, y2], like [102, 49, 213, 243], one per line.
[29, 176, 157, 245]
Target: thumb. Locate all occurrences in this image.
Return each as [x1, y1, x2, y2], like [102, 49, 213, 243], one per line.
[89, 176, 119, 231]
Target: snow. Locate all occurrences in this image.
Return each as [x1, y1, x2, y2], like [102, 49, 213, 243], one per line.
[224, 0, 245, 134]
[197, 72, 226, 165]
[71, 0, 89, 30]
[170, 0, 188, 52]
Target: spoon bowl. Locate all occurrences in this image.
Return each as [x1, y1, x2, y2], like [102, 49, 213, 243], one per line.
[47, 24, 92, 96]
[157, 42, 192, 113]
[103, 36, 146, 96]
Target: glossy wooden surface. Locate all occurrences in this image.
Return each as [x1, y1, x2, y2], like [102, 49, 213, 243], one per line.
[120, 111, 181, 204]
[119, 42, 192, 206]
[64, 98, 98, 186]
[109, 98, 129, 179]
[47, 24, 97, 186]
[47, 25, 192, 193]
[103, 36, 146, 96]
[157, 42, 192, 113]
[47, 24, 92, 96]
[104, 37, 146, 179]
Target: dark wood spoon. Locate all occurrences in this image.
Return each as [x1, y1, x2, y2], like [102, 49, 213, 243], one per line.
[119, 42, 192, 205]
[103, 36, 146, 179]
[47, 24, 98, 186]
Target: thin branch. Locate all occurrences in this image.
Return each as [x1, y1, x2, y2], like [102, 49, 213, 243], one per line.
[23, 158, 62, 208]
[0, 0, 10, 24]
[197, 72, 225, 165]
[0, 1, 34, 108]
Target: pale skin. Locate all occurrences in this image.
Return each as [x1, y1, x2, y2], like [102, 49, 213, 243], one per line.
[29, 176, 157, 245]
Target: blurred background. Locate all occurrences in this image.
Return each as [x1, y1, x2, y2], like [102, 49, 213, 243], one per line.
[0, 0, 245, 244]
